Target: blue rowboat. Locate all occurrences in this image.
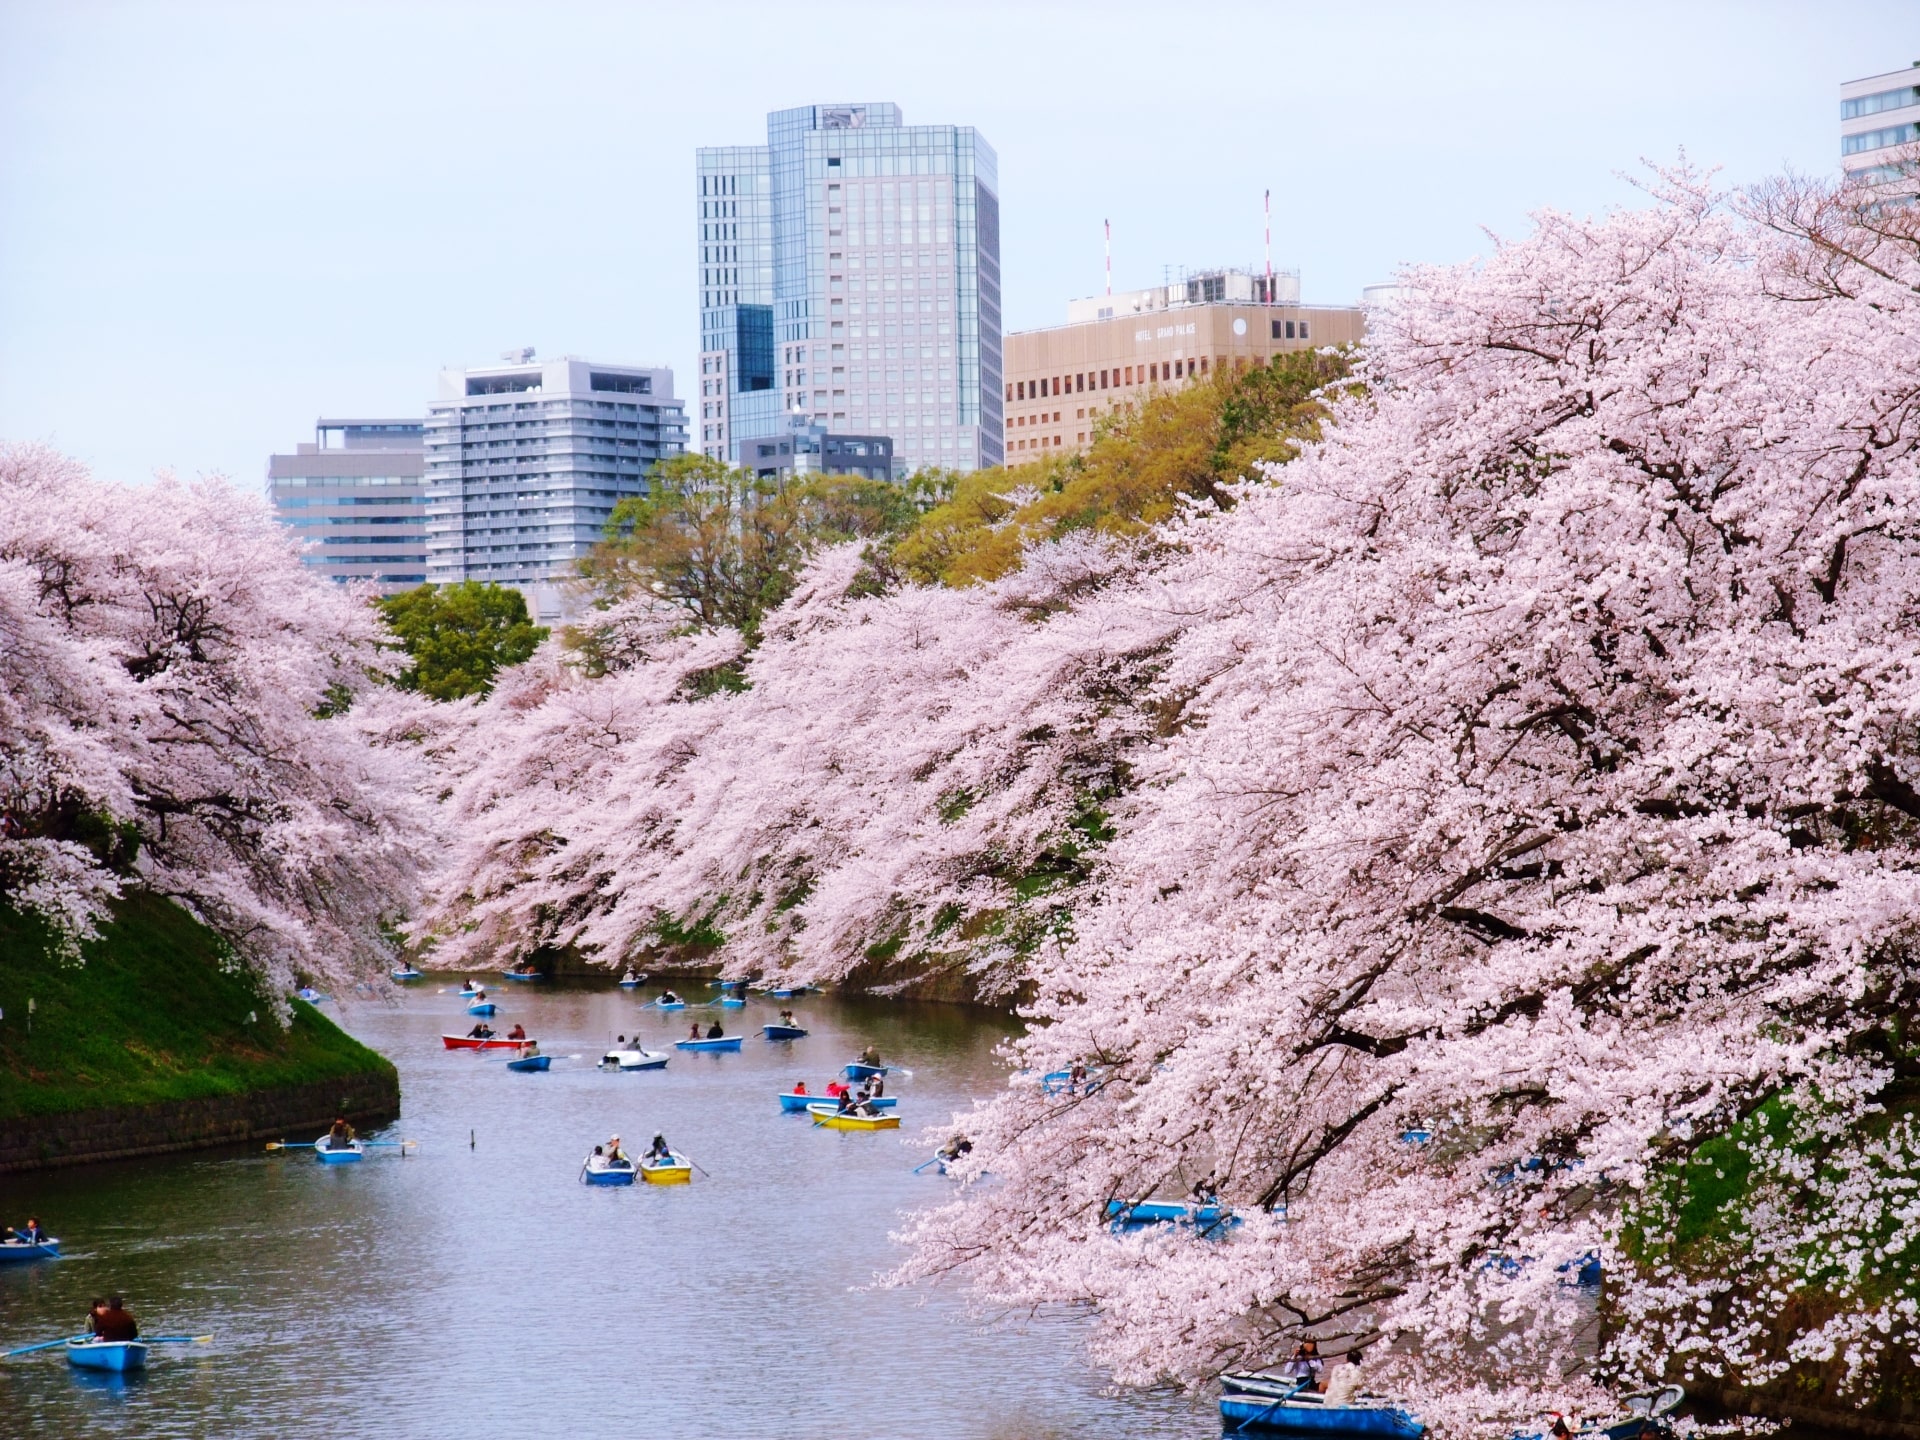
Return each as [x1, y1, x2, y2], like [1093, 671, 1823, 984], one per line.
[506, 1054, 551, 1072]
[780, 1091, 893, 1112]
[768, 988, 794, 998]
[716, 996, 746, 1008]
[676, 1036, 743, 1052]
[1106, 1199, 1240, 1230]
[581, 1154, 636, 1186]
[617, 974, 644, 988]
[390, 967, 423, 982]
[764, 1023, 808, 1040]
[500, 969, 544, 982]
[66, 1340, 147, 1373]
[314, 1137, 364, 1164]
[295, 987, 328, 1004]
[458, 984, 482, 997]
[466, 1001, 497, 1016]
[1218, 1393, 1423, 1437]
[0, 1237, 59, 1264]
[655, 1000, 687, 1011]
[844, 1061, 888, 1080]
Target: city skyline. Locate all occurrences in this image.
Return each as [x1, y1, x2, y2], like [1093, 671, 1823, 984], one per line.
[0, 0, 1914, 489]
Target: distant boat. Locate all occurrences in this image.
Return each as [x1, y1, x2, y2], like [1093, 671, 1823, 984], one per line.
[314, 1136, 364, 1165]
[466, 1001, 497, 1016]
[640, 1153, 693, 1185]
[0, 1237, 59, 1264]
[295, 987, 329, 1004]
[506, 1054, 551, 1072]
[676, 1036, 743, 1052]
[780, 1091, 892, 1112]
[581, 1153, 636, 1186]
[763, 1023, 808, 1040]
[1106, 1199, 1239, 1231]
[599, 1048, 668, 1071]
[716, 996, 746, 1008]
[807, 1102, 900, 1131]
[1216, 1389, 1424, 1437]
[390, 967, 424, 982]
[843, 1061, 888, 1080]
[66, 1339, 147, 1373]
[500, 968, 545, 982]
[617, 972, 645, 988]
[442, 1034, 526, 1051]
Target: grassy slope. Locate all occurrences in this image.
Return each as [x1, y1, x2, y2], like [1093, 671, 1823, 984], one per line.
[0, 890, 393, 1119]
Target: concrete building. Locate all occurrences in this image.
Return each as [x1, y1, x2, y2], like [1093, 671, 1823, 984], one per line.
[424, 353, 687, 623]
[696, 102, 1002, 477]
[1843, 62, 1920, 191]
[739, 414, 893, 482]
[266, 418, 426, 594]
[1001, 268, 1365, 460]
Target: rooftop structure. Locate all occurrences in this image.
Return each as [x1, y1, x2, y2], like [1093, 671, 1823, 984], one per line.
[266, 418, 427, 594]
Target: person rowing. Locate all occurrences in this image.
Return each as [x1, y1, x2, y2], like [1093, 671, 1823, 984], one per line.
[473, 988, 487, 1003]
[858, 1043, 881, 1067]
[646, 1134, 672, 1161]
[517, 1039, 540, 1058]
[4, 1216, 45, 1244]
[606, 1134, 629, 1165]
[660, 988, 682, 1005]
[326, 1117, 356, 1151]
[792, 1079, 809, 1095]
[91, 1294, 138, 1342]
[706, 1020, 724, 1039]
[506, 1023, 527, 1041]
[779, 1008, 798, 1027]
[467, 1020, 495, 1039]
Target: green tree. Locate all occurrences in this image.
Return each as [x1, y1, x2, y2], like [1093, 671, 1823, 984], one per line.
[376, 581, 547, 701]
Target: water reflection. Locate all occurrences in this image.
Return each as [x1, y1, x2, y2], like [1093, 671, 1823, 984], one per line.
[0, 982, 1214, 1439]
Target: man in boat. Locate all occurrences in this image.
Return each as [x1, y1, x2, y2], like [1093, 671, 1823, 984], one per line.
[467, 1021, 495, 1039]
[853, 1087, 883, 1116]
[94, 1295, 138, 1342]
[779, 1008, 798, 1027]
[506, 1023, 527, 1041]
[1323, 1350, 1365, 1407]
[645, 1134, 671, 1161]
[606, 1134, 629, 1164]
[706, 1020, 725, 1039]
[858, 1044, 882, 1068]
[661, 988, 681, 1005]
[1069, 1061, 1089, 1090]
[517, 1039, 540, 1058]
[4, 1216, 45, 1244]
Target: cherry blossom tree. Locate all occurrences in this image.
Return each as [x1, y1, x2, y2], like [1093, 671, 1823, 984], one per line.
[0, 445, 427, 984]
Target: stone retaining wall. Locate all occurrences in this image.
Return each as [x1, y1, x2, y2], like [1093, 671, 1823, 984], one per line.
[0, 1069, 400, 1173]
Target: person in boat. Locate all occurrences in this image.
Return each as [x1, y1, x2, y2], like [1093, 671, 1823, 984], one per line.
[468, 1021, 495, 1039]
[825, 1079, 848, 1099]
[473, 988, 487, 1003]
[327, 1117, 356, 1151]
[1323, 1350, 1365, 1407]
[85, 1297, 107, 1337]
[855, 1088, 883, 1117]
[661, 988, 682, 1005]
[836, 1088, 857, 1114]
[645, 1134, 671, 1161]
[858, 1044, 882, 1067]
[938, 1136, 973, 1161]
[1069, 1061, 1089, 1089]
[1190, 1176, 1220, 1206]
[5, 1217, 45, 1244]
[518, 1039, 540, 1058]
[792, 1080, 808, 1095]
[1547, 1416, 1576, 1440]
[606, 1134, 628, 1164]
[869, 1073, 886, 1098]
[506, 1023, 527, 1041]
[779, 1008, 798, 1027]
[95, 1295, 138, 1343]
[1277, 1340, 1324, 1388]
[706, 1020, 724, 1039]
[688, 1023, 702, 1041]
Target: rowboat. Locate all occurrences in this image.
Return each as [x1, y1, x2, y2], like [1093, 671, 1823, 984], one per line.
[315, 1136, 364, 1164]
[716, 996, 746, 1008]
[1217, 1391, 1424, 1437]
[599, 1048, 668, 1071]
[442, 1034, 527, 1051]
[1041, 1068, 1102, 1096]
[764, 1023, 809, 1040]
[66, 1339, 147, 1373]
[506, 1054, 551, 1072]
[466, 1001, 498, 1016]
[390, 967, 423, 982]
[843, 1061, 888, 1080]
[768, 987, 794, 998]
[1106, 1199, 1239, 1230]
[0, 1237, 59, 1264]
[581, 1154, 636, 1186]
[807, 1102, 900, 1131]
[500, 969, 544, 982]
[640, 1153, 693, 1185]
[617, 973, 644, 988]
[780, 1091, 894, 1112]
[295, 987, 328, 1004]
[1509, 1387, 1685, 1440]
[676, 1036, 743, 1052]
[655, 1000, 687, 1011]
[457, 983, 482, 997]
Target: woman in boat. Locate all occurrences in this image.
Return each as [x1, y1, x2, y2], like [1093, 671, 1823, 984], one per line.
[687, 1023, 702, 1041]
[826, 1079, 848, 1099]
[1069, 1061, 1089, 1090]
[327, 1117, 356, 1151]
[506, 1023, 527, 1041]
[473, 988, 487, 1003]
[646, 1134, 671, 1161]
[836, 1088, 857, 1114]
[779, 1008, 798, 1027]
[1277, 1340, 1324, 1388]
[706, 1020, 725, 1039]
[869, 1073, 886, 1098]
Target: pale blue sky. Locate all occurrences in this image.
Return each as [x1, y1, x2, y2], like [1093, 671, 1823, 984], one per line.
[1, 1, 1913, 487]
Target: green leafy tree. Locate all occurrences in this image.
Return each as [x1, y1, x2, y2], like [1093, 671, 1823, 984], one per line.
[376, 581, 547, 701]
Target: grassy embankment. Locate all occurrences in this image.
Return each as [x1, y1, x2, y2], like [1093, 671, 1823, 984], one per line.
[0, 889, 393, 1119]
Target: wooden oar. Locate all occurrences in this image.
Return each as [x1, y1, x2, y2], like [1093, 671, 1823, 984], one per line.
[358, 1140, 417, 1149]
[143, 1334, 214, 1345]
[264, 1141, 315, 1151]
[4, 1334, 86, 1358]
[675, 1150, 713, 1178]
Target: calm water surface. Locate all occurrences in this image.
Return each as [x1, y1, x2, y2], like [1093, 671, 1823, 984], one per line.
[0, 981, 1213, 1439]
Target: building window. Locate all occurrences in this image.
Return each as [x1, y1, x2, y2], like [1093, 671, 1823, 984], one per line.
[1299, 321, 1309, 340]
[1149, 364, 1157, 382]
[1272, 320, 1284, 339]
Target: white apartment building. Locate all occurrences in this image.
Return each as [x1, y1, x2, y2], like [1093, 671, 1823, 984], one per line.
[1843, 61, 1920, 190]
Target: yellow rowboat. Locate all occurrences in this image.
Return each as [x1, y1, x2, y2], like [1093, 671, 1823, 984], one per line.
[640, 1153, 693, 1185]
[807, 1102, 900, 1132]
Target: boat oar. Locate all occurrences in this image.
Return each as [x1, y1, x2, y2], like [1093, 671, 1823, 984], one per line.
[265, 1141, 316, 1151]
[359, 1140, 418, 1149]
[143, 1334, 214, 1345]
[1232, 1379, 1309, 1433]
[4, 1334, 86, 1358]
[912, 1156, 944, 1174]
[676, 1151, 713, 1178]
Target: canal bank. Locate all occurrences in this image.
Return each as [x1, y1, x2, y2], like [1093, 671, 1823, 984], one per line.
[0, 891, 398, 1174]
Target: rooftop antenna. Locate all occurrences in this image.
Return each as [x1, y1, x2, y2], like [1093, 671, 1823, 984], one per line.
[1264, 189, 1272, 305]
[1104, 218, 1112, 298]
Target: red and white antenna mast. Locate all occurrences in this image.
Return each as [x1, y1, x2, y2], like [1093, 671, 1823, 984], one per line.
[1264, 189, 1272, 304]
[1104, 218, 1112, 298]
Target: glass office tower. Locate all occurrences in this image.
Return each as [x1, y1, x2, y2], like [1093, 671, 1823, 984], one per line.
[695, 103, 1002, 475]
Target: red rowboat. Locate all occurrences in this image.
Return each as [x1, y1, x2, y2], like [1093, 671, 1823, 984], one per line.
[441, 1034, 530, 1051]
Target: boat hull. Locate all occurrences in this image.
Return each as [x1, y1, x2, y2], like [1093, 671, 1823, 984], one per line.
[506, 1055, 551, 1072]
[1106, 1199, 1237, 1227]
[843, 1062, 888, 1080]
[315, 1140, 364, 1164]
[655, 1001, 686, 1011]
[67, 1341, 147, 1373]
[0, 1238, 59, 1263]
[780, 1092, 893, 1112]
[466, 1002, 497, 1015]
[500, 970, 544, 982]
[390, 969, 423, 982]
[807, 1103, 900, 1131]
[600, 1050, 669, 1071]
[1218, 1397, 1424, 1437]
[442, 1034, 526, 1051]
[764, 1024, 808, 1040]
[641, 1156, 693, 1185]
[676, 1037, 743, 1052]
[582, 1158, 636, 1186]
[617, 979, 643, 988]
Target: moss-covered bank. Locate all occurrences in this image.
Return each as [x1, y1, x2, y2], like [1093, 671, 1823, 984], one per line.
[0, 891, 396, 1167]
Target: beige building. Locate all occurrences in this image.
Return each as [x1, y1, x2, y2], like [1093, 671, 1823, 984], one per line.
[1002, 269, 1364, 459]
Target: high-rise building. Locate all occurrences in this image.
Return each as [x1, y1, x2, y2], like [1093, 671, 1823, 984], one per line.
[266, 418, 427, 594]
[1842, 62, 1920, 190]
[696, 102, 1001, 477]
[424, 354, 687, 623]
[1002, 268, 1365, 459]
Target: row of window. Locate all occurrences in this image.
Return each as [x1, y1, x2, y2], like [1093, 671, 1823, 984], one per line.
[1843, 85, 1920, 121]
[272, 475, 420, 489]
[1843, 122, 1920, 156]
[1011, 356, 1212, 401]
[272, 494, 419, 507]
